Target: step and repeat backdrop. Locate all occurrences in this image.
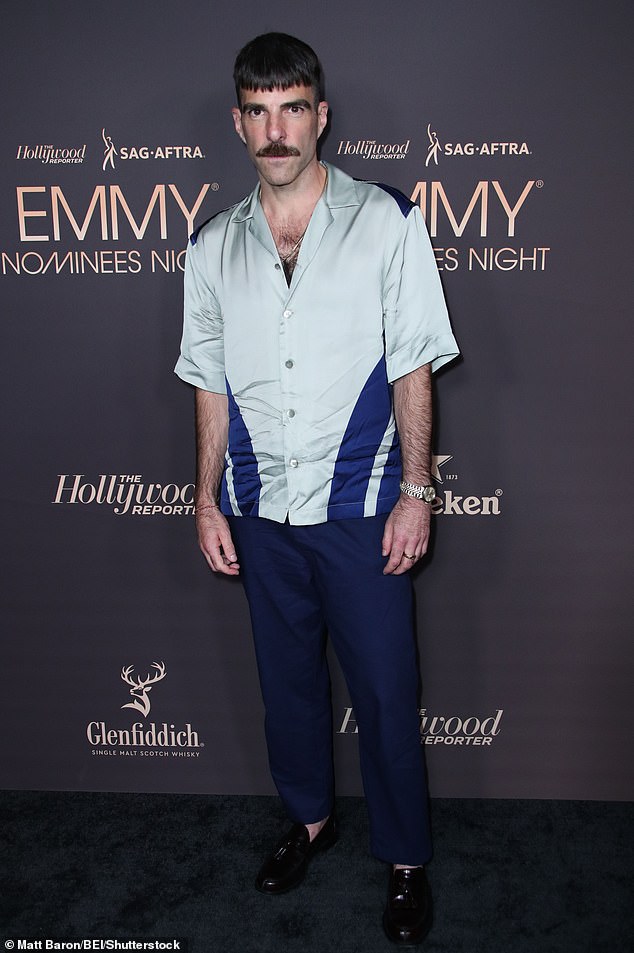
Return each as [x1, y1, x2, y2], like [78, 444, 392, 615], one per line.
[1, 0, 632, 800]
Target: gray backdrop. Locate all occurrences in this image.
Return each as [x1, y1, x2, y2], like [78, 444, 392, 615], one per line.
[1, 0, 632, 800]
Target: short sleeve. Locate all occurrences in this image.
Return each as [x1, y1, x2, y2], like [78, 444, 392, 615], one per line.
[174, 235, 226, 394]
[382, 205, 459, 382]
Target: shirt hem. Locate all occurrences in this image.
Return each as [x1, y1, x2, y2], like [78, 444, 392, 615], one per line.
[223, 493, 399, 525]
[174, 359, 227, 394]
[387, 333, 460, 381]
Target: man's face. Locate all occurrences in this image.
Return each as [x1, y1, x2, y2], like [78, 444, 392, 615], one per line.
[232, 85, 328, 189]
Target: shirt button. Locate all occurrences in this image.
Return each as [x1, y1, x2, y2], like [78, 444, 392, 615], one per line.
[287, 409, 296, 418]
[289, 458, 299, 468]
[283, 309, 293, 318]
[274, 263, 281, 270]
[285, 359, 294, 369]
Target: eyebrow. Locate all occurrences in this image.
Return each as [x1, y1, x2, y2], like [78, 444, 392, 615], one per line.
[241, 98, 313, 113]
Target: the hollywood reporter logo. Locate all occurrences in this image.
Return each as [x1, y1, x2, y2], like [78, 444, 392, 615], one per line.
[53, 473, 195, 516]
[339, 707, 504, 747]
[419, 708, 503, 746]
[16, 142, 86, 164]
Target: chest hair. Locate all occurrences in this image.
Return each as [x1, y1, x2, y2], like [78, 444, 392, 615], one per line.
[270, 220, 308, 282]
[270, 222, 307, 259]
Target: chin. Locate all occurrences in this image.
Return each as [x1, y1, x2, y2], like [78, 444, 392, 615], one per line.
[258, 157, 303, 183]
[263, 169, 300, 188]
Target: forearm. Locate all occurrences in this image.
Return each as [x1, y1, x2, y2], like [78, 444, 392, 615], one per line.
[195, 388, 229, 509]
[382, 364, 433, 574]
[193, 388, 238, 574]
[392, 363, 432, 485]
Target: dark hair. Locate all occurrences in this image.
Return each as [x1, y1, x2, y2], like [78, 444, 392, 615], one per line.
[233, 33, 325, 106]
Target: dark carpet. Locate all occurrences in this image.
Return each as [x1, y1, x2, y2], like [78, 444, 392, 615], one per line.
[1, 792, 632, 952]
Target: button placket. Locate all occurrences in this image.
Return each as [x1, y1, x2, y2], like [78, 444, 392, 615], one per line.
[279, 301, 300, 478]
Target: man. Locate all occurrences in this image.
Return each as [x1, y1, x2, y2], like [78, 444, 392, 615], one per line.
[175, 32, 459, 945]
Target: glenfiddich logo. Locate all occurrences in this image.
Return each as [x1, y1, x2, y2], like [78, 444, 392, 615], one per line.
[120, 660, 166, 717]
[86, 661, 204, 757]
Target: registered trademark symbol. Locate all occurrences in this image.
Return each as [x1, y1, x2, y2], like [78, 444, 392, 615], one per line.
[200, 742, 205, 747]
[211, 182, 220, 191]
[495, 488, 503, 496]
[536, 180, 544, 188]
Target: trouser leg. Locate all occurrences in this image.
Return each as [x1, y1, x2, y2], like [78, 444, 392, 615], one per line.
[309, 515, 432, 865]
[229, 516, 334, 825]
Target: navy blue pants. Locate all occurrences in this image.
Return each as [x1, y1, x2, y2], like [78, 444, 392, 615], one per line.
[229, 513, 432, 865]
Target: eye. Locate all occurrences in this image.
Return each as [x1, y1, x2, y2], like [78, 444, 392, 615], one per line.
[246, 107, 264, 118]
[287, 105, 305, 115]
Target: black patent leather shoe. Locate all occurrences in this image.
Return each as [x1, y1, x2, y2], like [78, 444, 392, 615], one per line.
[255, 814, 338, 894]
[383, 866, 433, 945]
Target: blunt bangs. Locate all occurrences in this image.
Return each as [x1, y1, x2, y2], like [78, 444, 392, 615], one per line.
[234, 33, 325, 105]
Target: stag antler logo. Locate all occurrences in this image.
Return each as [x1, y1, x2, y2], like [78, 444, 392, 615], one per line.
[120, 661, 166, 717]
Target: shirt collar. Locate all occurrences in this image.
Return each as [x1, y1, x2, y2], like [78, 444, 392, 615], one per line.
[231, 161, 360, 223]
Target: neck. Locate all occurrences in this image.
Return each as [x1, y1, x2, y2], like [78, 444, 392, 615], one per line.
[259, 160, 327, 223]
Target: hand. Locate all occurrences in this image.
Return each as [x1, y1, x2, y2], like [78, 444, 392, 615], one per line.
[381, 495, 431, 575]
[196, 505, 240, 575]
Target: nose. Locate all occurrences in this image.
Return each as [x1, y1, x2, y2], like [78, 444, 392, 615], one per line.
[265, 110, 285, 142]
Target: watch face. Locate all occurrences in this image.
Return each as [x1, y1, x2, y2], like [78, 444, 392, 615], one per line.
[422, 485, 436, 503]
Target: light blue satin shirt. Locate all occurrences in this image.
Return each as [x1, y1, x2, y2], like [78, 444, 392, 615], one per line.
[175, 162, 459, 525]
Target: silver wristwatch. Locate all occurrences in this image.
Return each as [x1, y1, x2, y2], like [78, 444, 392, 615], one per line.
[400, 480, 436, 503]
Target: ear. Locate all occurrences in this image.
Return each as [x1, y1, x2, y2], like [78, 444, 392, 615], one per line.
[231, 107, 246, 144]
[317, 101, 329, 139]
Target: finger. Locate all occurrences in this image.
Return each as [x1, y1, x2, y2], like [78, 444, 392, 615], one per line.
[213, 543, 240, 574]
[201, 537, 240, 575]
[381, 519, 394, 558]
[210, 553, 240, 575]
[383, 547, 404, 575]
[391, 546, 423, 574]
[203, 546, 226, 573]
[218, 526, 240, 569]
[390, 562, 409, 575]
[396, 551, 419, 574]
[219, 560, 240, 576]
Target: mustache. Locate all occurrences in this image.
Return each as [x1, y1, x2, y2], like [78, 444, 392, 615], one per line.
[256, 143, 300, 157]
